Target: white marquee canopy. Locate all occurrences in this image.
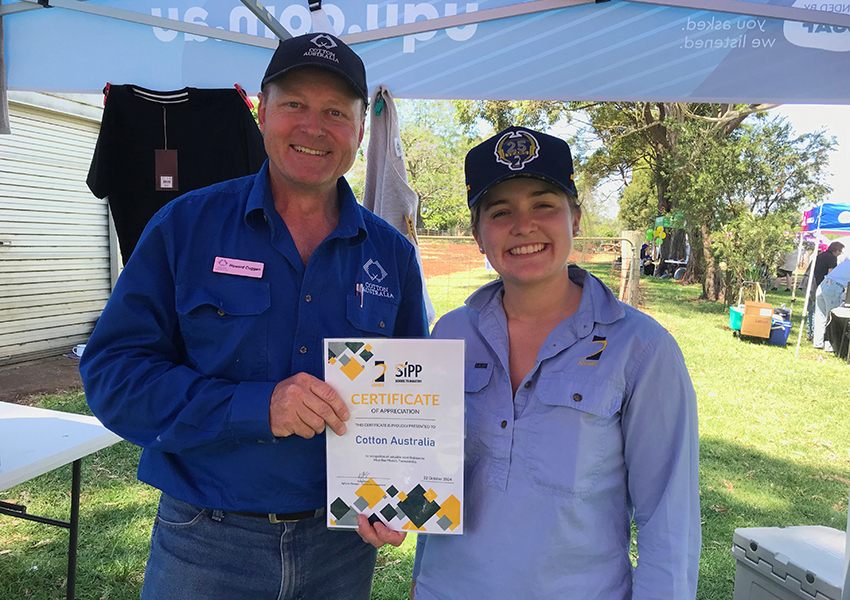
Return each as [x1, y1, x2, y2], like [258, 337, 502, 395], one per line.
[2, 0, 849, 102]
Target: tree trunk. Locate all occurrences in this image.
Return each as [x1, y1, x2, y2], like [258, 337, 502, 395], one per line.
[654, 156, 686, 270]
[700, 222, 726, 301]
[685, 225, 702, 285]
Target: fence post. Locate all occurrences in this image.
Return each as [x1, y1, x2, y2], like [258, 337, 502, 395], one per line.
[621, 230, 641, 308]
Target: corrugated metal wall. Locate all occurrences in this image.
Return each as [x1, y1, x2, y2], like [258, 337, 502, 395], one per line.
[0, 94, 110, 365]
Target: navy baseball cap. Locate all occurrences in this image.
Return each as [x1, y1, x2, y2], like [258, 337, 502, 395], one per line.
[465, 126, 578, 208]
[262, 33, 368, 103]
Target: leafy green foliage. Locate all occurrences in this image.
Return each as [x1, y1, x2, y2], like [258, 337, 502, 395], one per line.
[452, 100, 568, 136]
[397, 100, 474, 232]
[617, 164, 656, 230]
[668, 116, 833, 300]
[571, 101, 834, 301]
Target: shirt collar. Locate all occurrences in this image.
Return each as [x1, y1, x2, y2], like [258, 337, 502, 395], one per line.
[467, 265, 625, 338]
[244, 161, 271, 228]
[244, 160, 366, 241]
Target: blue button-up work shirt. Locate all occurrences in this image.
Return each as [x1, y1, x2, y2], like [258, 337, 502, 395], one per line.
[413, 267, 700, 599]
[80, 161, 429, 513]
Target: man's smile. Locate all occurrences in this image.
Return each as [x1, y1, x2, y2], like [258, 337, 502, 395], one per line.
[292, 144, 330, 156]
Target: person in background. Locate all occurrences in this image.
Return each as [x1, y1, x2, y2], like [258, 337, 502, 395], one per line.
[814, 255, 850, 351]
[359, 126, 701, 599]
[773, 249, 799, 292]
[640, 243, 656, 276]
[80, 33, 428, 600]
[807, 242, 844, 341]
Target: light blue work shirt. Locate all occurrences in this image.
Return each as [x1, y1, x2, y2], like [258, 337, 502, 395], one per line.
[80, 161, 429, 513]
[413, 267, 700, 599]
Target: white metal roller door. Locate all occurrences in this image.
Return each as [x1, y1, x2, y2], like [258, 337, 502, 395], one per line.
[0, 94, 109, 365]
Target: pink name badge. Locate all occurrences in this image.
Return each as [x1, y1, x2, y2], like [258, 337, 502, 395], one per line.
[212, 256, 265, 279]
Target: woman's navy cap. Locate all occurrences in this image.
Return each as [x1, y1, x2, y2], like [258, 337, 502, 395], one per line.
[465, 126, 578, 208]
[262, 33, 368, 103]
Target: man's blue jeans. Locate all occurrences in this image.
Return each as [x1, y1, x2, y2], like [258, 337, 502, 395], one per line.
[140, 493, 377, 600]
[814, 279, 844, 351]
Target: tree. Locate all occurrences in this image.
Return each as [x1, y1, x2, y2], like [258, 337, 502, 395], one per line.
[398, 100, 475, 232]
[574, 172, 621, 237]
[617, 165, 655, 230]
[576, 103, 777, 270]
[453, 100, 567, 136]
[673, 117, 833, 302]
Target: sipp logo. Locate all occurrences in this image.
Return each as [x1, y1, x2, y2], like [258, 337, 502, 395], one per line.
[395, 361, 423, 380]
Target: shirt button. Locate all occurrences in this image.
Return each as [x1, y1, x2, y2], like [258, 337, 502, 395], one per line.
[216, 309, 226, 317]
[300, 346, 307, 354]
[573, 393, 582, 402]
[501, 420, 507, 429]
[379, 321, 385, 329]
[524, 381, 531, 389]
[305, 294, 312, 303]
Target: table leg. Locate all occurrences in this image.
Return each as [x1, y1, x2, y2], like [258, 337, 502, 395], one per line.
[838, 322, 850, 362]
[67, 459, 81, 600]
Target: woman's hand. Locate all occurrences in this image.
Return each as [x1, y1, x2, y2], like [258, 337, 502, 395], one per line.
[356, 513, 407, 548]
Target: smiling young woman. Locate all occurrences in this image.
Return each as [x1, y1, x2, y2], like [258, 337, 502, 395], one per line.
[410, 126, 702, 600]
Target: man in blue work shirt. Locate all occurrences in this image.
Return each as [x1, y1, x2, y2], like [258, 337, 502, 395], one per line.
[80, 33, 429, 600]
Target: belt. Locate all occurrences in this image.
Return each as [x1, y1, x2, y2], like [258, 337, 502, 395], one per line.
[229, 507, 325, 523]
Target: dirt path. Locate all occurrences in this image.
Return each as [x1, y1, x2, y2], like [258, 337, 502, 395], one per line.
[0, 355, 83, 405]
[419, 238, 484, 278]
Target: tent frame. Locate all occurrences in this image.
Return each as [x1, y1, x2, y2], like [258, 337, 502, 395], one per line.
[3, 0, 850, 50]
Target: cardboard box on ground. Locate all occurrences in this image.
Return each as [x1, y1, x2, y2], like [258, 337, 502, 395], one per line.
[741, 302, 773, 339]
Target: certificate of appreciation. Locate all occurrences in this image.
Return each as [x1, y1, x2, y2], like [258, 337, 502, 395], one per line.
[325, 338, 464, 535]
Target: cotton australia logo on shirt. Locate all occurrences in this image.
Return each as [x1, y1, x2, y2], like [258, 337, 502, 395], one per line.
[361, 259, 394, 298]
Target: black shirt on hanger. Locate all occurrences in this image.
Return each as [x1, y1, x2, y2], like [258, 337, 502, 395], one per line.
[87, 85, 267, 264]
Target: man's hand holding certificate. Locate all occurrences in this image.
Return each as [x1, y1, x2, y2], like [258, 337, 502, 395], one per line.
[325, 339, 464, 535]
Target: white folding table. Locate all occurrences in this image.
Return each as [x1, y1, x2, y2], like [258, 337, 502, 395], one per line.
[0, 401, 122, 600]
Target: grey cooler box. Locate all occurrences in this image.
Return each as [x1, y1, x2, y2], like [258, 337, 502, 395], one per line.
[732, 526, 844, 600]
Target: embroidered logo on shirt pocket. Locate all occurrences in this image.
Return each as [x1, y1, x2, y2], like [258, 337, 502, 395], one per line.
[525, 377, 624, 498]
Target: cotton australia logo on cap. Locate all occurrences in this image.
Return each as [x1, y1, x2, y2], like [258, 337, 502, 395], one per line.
[304, 34, 340, 62]
[494, 130, 540, 171]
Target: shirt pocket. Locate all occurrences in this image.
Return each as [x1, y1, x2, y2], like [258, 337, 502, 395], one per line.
[175, 281, 270, 378]
[464, 361, 493, 466]
[524, 377, 624, 498]
[345, 294, 399, 337]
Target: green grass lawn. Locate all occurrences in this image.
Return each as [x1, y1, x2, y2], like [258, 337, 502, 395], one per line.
[2, 269, 849, 599]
